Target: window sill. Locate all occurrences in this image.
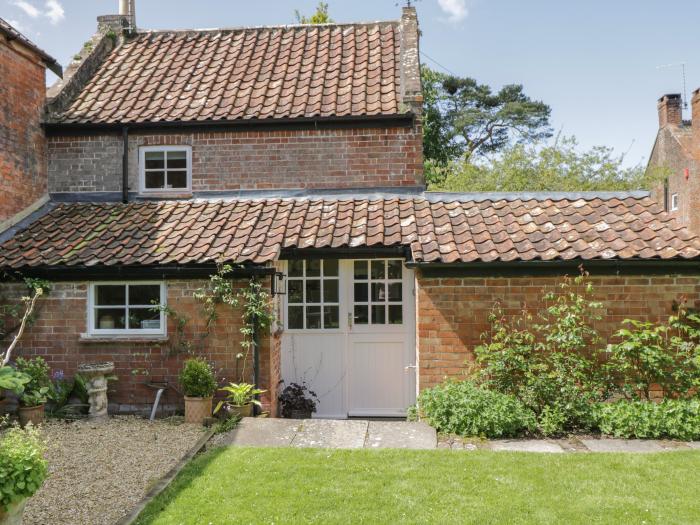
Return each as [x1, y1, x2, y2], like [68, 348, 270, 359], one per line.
[138, 192, 193, 200]
[79, 334, 169, 344]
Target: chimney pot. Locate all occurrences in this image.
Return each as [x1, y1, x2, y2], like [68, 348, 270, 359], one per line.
[658, 94, 682, 128]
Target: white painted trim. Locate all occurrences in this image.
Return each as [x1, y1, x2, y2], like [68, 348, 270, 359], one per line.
[671, 193, 680, 211]
[138, 145, 192, 195]
[87, 281, 167, 337]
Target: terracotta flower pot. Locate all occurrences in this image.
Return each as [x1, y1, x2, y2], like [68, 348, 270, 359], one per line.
[0, 497, 27, 525]
[18, 404, 45, 427]
[184, 396, 212, 424]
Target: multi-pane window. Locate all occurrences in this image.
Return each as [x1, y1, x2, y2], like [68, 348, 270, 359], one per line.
[89, 283, 165, 335]
[353, 260, 403, 325]
[671, 193, 680, 211]
[139, 146, 191, 193]
[287, 260, 340, 330]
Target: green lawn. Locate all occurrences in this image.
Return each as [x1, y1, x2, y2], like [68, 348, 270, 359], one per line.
[135, 447, 700, 525]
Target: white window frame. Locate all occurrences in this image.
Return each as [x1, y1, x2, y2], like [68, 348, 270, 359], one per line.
[352, 259, 404, 327]
[671, 193, 680, 211]
[285, 260, 341, 332]
[139, 145, 192, 194]
[88, 282, 167, 336]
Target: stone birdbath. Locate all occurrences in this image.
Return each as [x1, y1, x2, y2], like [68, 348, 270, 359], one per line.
[77, 362, 115, 420]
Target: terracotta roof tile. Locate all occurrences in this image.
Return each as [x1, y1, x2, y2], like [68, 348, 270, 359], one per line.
[52, 22, 404, 124]
[2, 196, 699, 269]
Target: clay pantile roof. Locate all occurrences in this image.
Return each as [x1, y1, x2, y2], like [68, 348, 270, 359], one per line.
[1, 196, 699, 269]
[52, 22, 404, 124]
[0, 17, 62, 76]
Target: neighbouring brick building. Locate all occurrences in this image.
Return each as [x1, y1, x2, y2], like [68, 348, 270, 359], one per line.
[0, 19, 61, 228]
[1, 4, 700, 418]
[648, 92, 700, 236]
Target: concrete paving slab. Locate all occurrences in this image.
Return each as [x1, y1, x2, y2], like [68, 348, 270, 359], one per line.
[292, 419, 368, 449]
[489, 440, 565, 453]
[222, 418, 301, 447]
[365, 421, 437, 449]
[580, 439, 665, 453]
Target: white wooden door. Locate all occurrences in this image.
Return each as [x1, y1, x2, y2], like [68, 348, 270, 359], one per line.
[280, 259, 416, 418]
[346, 259, 416, 417]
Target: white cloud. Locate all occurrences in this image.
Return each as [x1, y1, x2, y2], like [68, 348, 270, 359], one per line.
[44, 0, 64, 24]
[11, 0, 41, 18]
[437, 0, 468, 23]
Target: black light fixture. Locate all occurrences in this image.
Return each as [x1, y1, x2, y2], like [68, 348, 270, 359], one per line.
[272, 272, 287, 296]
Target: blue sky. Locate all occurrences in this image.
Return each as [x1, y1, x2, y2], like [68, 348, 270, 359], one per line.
[4, 0, 700, 167]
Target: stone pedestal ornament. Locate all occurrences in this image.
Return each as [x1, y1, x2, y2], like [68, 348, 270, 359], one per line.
[77, 362, 115, 420]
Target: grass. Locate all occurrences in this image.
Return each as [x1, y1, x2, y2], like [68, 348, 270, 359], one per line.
[135, 447, 700, 525]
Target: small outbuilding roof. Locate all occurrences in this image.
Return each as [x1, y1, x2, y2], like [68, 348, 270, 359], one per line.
[1, 194, 698, 270]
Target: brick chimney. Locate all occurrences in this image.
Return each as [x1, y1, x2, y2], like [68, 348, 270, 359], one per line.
[399, 6, 422, 115]
[657, 94, 682, 128]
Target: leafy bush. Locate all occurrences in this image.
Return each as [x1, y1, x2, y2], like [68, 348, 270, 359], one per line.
[179, 358, 217, 398]
[475, 272, 610, 435]
[416, 380, 535, 438]
[605, 308, 700, 401]
[0, 425, 48, 511]
[14, 357, 52, 407]
[0, 366, 29, 395]
[595, 400, 700, 441]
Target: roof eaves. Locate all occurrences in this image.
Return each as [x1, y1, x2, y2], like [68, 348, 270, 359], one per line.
[0, 17, 62, 76]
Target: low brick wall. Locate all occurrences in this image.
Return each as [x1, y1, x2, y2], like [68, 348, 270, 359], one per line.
[0, 280, 278, 415]
[416, 273, 700, 391]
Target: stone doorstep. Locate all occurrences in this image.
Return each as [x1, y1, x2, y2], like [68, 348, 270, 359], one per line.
[292, 419, 369, 449]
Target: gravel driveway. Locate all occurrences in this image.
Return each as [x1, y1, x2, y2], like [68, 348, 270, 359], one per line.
[24, 416, 206, 525]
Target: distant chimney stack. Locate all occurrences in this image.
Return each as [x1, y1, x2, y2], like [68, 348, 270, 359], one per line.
[99, 0, 135, 33]
[657, 94, 682, 128]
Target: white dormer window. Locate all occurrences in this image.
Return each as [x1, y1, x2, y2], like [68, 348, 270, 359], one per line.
[671, 193, 679, 211]
[139, 146, 192, 194]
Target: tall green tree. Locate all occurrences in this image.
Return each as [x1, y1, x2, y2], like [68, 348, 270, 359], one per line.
[422, 65, 552, 165]
[295, 2, 333, 24]
[429, 136, 666, 192]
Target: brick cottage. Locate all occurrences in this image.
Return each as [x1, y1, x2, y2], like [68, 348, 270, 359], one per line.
[1, 4, 700, 418]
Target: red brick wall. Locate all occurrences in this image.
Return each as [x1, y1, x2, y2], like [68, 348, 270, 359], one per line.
[416, 273, 700, 391]
[0, 280, 278, 415]
[0, 36, 47, 222]
[48, 125, 425, 194]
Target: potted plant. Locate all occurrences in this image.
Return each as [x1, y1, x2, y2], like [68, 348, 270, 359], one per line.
[214, 382, 265, 419]
[14, 357, 51, 427]
[278, 381, 319, 419]
[179, 358, 217, 424]
[0, 423, 48, 525]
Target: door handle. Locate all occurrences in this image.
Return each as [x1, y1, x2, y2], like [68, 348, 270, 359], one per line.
[404, 364, 417, 371]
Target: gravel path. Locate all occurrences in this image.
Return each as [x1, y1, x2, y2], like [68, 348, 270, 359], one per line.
[24, 416, 206, 525]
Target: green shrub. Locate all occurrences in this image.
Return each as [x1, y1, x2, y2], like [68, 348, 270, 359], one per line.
[417, 380, 536, 438]
[605, 308, 700, 401]
[179, 358, 217, 398]
[0, 425, 48, 510]
[475, 273, 611, 433]
[595, 400, 700, 441]
[14, 357, 52, 407]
